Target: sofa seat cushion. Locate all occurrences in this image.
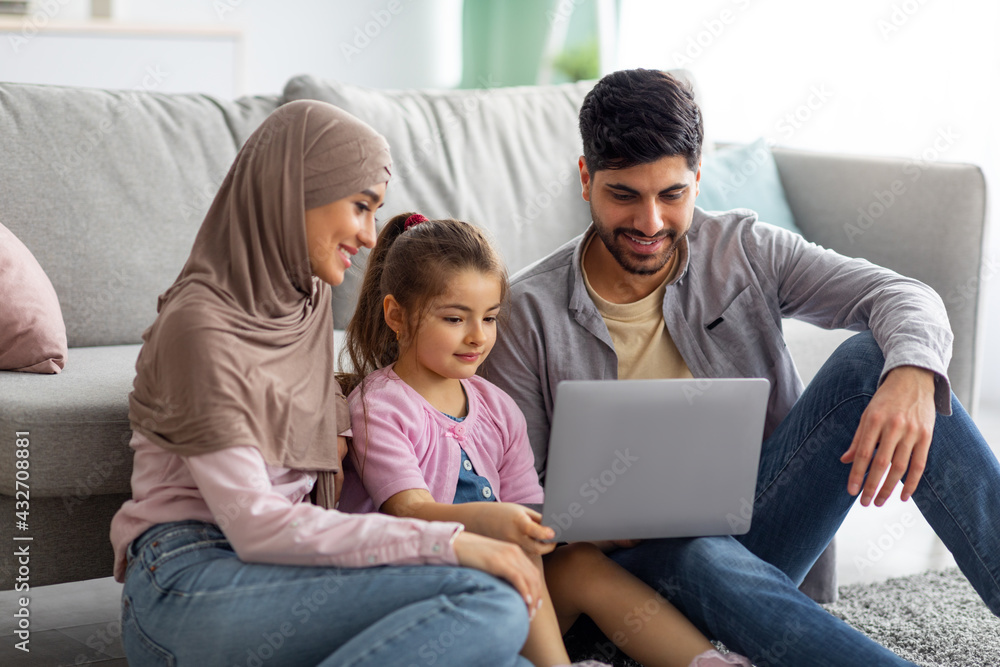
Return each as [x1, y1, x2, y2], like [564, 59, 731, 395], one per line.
[0, 344, 140, 497]
[783, 318, 855, 386]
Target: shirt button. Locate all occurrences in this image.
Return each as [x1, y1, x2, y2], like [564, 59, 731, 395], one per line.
[463, 459, 473, 471]
[432, 543, 441, 553]
[367, 555, 376, 564]
[291, 520, 300, 528]
[482, 487, 492, 499]
[455, 425, 466, 436]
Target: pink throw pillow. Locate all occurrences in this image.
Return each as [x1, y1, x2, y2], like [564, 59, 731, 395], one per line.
[0, 222, 67, 373]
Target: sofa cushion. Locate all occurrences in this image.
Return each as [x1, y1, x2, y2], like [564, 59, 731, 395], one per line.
[0, 332, 351, 498]
[698, 138, 803, 235]
[0, 344, 140, 497]
[783, 318, 854, 386]
[0, 84, 280, 347]
[0, 222, 68, 373]
[284, 75, 595, 325]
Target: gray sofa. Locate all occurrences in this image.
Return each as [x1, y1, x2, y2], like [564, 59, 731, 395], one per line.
[0, 75, 988, 600]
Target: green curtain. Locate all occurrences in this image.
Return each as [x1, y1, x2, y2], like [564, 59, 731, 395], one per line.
[460, 0, 558, 88]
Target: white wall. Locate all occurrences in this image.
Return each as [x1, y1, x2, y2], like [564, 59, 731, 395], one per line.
[618, 0, 1000, 408]
[121, 0, 462, 94]
[0, 0, 462, 95]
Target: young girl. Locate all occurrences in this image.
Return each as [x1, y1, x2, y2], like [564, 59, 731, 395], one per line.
[110, 102, 543, 667]
[338, 212, 752, 667]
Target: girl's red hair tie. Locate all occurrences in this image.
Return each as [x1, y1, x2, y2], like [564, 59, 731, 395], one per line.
[404, 214, 428, 230]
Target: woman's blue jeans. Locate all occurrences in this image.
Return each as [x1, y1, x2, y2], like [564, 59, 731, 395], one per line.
[120, 520, 532, 667]
[609, 331, 1000, 667]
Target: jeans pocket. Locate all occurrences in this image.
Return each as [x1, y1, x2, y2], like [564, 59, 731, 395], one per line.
[121, 595, 176, 667]
[147, 537, 237, 595]
[138, 523, 234, 595]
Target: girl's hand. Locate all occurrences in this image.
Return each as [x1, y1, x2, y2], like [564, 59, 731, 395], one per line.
[472, 503, 556, 556]
[589, 539, 643, 552]
[334, 436, 348, 505]
[452, 531, 545, 619]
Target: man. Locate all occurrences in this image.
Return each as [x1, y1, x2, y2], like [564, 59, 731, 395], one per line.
[484, 69, 1000, 666]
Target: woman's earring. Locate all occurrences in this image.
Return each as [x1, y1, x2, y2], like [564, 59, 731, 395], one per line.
[394, 330, 400, 341]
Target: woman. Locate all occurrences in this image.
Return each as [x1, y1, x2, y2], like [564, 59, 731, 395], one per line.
[110, 100, 541, 667]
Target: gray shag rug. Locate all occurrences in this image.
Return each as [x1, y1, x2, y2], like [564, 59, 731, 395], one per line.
[824, 568, 999, 666]
[564, 568, 1000, 666]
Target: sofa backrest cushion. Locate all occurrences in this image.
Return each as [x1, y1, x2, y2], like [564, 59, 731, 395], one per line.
[283, 75, 594, 326]
[0, 83, 279, 347]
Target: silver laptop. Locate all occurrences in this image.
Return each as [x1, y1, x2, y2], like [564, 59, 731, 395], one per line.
[540, 378, 770, 543]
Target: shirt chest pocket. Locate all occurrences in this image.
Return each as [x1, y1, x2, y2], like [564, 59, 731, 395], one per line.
[703, 285, 785, 374]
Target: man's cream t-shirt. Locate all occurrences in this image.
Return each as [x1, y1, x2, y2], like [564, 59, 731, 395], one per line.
[581, 236, 693, 381]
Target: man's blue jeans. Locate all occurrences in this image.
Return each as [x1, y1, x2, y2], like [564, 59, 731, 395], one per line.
[610, 331, 1000, 667]
[120, 520, 533, 666]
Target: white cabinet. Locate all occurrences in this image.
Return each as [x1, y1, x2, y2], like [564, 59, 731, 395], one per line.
[0, 20, 241, 98]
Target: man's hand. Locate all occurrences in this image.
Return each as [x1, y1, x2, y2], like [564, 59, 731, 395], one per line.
[840, 366, 937, 506]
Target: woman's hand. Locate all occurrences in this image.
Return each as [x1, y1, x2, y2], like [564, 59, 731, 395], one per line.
[452, 531, 545, 619]
[470, 503, 556, 556]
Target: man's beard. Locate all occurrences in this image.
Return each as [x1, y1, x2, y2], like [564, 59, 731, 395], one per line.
[590, 203, 687, 276]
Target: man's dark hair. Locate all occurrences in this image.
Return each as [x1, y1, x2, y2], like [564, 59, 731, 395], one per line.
[579, 69, 704, 173]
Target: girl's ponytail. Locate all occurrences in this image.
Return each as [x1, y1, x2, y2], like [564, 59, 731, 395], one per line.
[339, 211, 509, 395]
[338, 212, 411, 395]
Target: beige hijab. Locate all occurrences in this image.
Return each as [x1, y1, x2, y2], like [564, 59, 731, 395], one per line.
[129, 100, 391, 509]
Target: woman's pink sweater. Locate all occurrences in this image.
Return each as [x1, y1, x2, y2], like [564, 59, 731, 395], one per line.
[109, 431, 462, 583]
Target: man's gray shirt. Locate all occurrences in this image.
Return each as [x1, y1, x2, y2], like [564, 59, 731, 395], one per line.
[483, 208, 953, 479]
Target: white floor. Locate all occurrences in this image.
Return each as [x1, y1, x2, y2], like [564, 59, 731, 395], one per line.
[4, 403, 1000, 665]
